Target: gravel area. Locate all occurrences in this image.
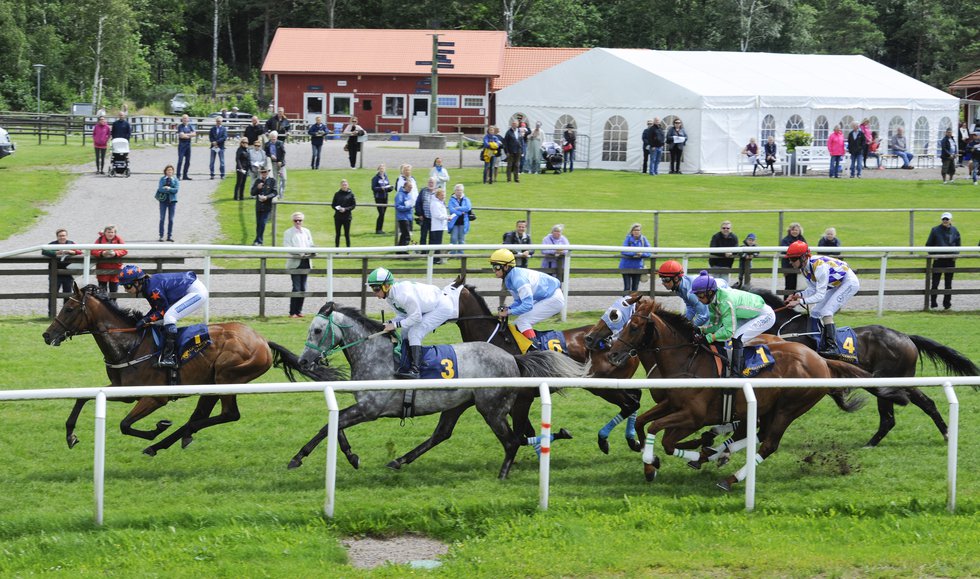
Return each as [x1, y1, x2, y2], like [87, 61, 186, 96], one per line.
[2, 141, 974, 317]
[342, 535, 449, 570]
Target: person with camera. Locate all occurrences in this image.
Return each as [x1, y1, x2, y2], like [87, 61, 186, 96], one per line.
[250, 167, 278, 246]
[308, 115, 328, 170]
[156, 165, 179, 242]
[371, 163, 394, 234]
[331, 179, 357, 248]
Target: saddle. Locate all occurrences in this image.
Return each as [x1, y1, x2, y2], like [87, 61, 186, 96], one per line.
[506, 325, 567, 354]
[150, 324, 212, 366]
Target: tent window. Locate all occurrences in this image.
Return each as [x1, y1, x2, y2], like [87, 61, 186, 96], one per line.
[913, 117, 930, 155]
[888, 116, 905, 139]
[813, 116, 829, 147]
[937, 117, 952, 149]
[761, 115, 776, 141]
[785, 115, 804, 132]
[868, 116, 880, 134]
[839, 115, 854, 131]
[554, 115, 576, 142]
[601, 115, 628, 162]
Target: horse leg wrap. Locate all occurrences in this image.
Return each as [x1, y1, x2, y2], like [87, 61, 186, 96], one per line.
[625, 412, 638, 440]
[711, 423, 735, 436]
[642, 433, 657, 464]
[673, 448, 701, 461]
[598, 414, 624, 439]
[733, 453, 765, 482]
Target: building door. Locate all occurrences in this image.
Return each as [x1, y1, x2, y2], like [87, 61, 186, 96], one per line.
[304, 93, 326, 125]
[410, 95, 430, 134]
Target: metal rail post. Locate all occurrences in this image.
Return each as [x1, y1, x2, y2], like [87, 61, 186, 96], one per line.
[877, 254, 888, 317]
[203, 254, 211, 324]
[743, 382, 757, 512]
[324, 386, 339, 518]
[93, 392, 107, 525]
[538, 382, 552, 511]
[943, 381, 958, 513]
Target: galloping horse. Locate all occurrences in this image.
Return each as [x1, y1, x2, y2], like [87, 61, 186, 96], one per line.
[289, 302, 587, 479]
[603, 297, 899, 490]
[41, 284, 297, 455]
[453, 279, 644, 453]
[754, 288, 979, 446]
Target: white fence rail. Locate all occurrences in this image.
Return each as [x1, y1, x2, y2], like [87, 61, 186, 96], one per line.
[0, 376, 972, 523]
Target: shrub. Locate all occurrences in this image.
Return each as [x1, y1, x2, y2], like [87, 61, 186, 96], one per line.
[784, 130, 812, 153]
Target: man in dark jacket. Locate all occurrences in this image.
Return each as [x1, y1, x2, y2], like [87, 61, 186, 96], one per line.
[251, 167, 278, 246]
[940, 127, 958, 184]
[641, 119, 653, 174]
[502, 220, 534, 267]
[708, 220, 738, 283]
[502, 120, 523, 183]
[264, 131, 287, 196]
[925, 211, 961, 309]
[648, 117, 665, 175]
[110, 112, 131, 140]
[244, 116, 266, 145]
[265, 107, 291, 142]
[846, 121, 866, 178]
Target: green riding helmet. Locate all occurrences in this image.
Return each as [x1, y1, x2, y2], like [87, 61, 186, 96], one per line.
[367, 267, 395, 288]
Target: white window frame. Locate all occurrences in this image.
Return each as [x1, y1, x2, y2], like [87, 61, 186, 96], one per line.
[330, 93, 354, 117]
[813, 116, 829, 147]
[461, 95, 486, 109]
[436, 95, 459, 108]
[602, 115, 629, 163]
[382, 94, 406, 118]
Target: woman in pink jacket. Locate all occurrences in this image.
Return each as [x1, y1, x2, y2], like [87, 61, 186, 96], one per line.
[91, 116, 111, 174]
[826, 125, 846, 179]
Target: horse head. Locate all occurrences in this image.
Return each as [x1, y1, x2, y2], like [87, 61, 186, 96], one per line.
[299, 304, 340, 370]
[583, 293, 644, 351]
[43, 284, 98, 346]
[605, 298, 665, 368]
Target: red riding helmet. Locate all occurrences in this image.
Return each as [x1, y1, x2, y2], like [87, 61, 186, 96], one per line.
[785, 241, 810, 260]
[657, 260, 684, 278]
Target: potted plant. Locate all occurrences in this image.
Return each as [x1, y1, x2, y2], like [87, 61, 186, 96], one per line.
[783, 130, 812, 174]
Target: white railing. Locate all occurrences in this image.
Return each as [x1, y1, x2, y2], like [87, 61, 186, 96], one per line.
[0, 376, 971, 524]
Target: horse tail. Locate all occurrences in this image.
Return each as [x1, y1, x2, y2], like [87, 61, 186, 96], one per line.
[827, 389, 866, 413]
[515, 350, 588, 379]
[909, 334, 980, 389]
[268, 341, 348, 382]
[826, 359, 910, 407]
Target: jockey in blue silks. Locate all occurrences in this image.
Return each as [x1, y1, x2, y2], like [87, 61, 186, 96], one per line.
[118, 264, 209, 368]
[490, 248, 565, 344]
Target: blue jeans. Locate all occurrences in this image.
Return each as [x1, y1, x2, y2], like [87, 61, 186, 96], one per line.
[209, 147, 225, 177]
[893, 151, 914, 167]
[254, 210, 271, 245]
[649, 146, 663, 175]
[289, 258, 310, 316]
[311, 144, 322, 169]
[483, 158, 496, 183]
[563, 150, 574, 172]
[849, 154, 863, 177]
[972, 159, 979, 182]
[829, 155, 842, 177]
[450, 224, 466, 253]
[176, 142, 191, 178]
[158, 201, 176, 239]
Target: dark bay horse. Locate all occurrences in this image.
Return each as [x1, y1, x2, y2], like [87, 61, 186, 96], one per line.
[289, 302, 587, 479]
[452, 279, 644, 453]
[603, 297, 890, 490]
[752, 288, 979, 447]
[41, 284, 299, 455]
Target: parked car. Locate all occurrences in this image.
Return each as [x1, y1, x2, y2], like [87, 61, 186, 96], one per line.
[0, 126, 15, 159]
[169, 93, 191, 114]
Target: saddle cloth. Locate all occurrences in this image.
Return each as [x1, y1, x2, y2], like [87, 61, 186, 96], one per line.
[151, 324, 212, 365]
[740, 343, 776, 378]
[507, 325, 567, 355]
[396, 343, 460, 380]
[816, 326, 859, 364]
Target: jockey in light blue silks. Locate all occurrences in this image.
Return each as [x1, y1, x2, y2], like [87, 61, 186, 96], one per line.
[656, 260, 729, 326]
[490, 248, 565, 343]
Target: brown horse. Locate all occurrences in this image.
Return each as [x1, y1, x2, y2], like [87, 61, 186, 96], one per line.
[452, 278, 644, 453]
[41, 284, 301, 455]
[603, 296, 888, 490]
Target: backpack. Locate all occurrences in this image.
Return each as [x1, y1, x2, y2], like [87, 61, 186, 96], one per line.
[414, 190, 427, 218]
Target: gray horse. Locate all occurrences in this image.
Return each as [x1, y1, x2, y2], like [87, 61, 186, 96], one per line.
[289, 302, 587, 479]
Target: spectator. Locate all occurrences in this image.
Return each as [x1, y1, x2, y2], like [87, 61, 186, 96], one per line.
[429, 188, 448, 264]
[264, 131, 286, 196]
[925, 212, 961, 310]
[818, 227, 842, 256]
[41, 228, 82, 302]
[503, 120, 523, 183]
[247, 139, 267, 184]
[110, 111, 131, 141]
[156, 165, 179, 242]
[307, 115, 327, 170]
[965, 132, 980, 185]
[666, 118, 688, 174]
[394, 179, 415, 247]
[92, 225, 127, 295]
[763, 135, 778, 176]
[250, 167, 277, 246]
[91, 116, 111, 174]
[448, 184, 472, 254]
[940, 127, 958, 184]
[562, 125, 576, 173]
[482, 125, 501, 184]
[492, 126, 504, 182]
[244, 115, 266, 145]
[868, 131, 884, 170]
[518, 121, 530, 173]
[827, 125, 845, 178]
[371, 163, 394, 234]
[642, 119, 655, 174]
[888, 126, 914, 169]
[619, 223, 652, 292]
[527, 122, 544, 174]
[780, 222, 806, 291]
[395, 164, 419, 209]
[859, 118, 872, 168]
[342, 116, 365, 169]
[331, 179, 356, 248]
[742, 137, 763, 176]
[233, 137, 250, 201]
[265, 107, 291, 142]
[416, 177, 436, 248]
[708, 220, 738, 283]
[429, 157, 450, 191]
[648, 117, 665, 175]
[175, 114, 195, 180]
[736, 233, 758, 289]
[847, 121, 866, 178]
[502, 219, 534, 267]
[541, 224, 570, 271]
[284, 211, 314, 318]
[208, 117, 228, 180]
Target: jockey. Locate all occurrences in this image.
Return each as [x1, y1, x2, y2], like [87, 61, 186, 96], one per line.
[368, 266, 454, 379]
[782, 241, 860, 358]
[490, 248, 565, 344]
[690, 270, 775, 377]
[657, 260, 728, 326]
[118, 264, 209, 369]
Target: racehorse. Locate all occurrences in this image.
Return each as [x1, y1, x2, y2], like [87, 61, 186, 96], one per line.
[288, 301, 587, 479]
[41, 284, 301, 455]
[753, 288, 979, 447]
[602, 297, 902, 490]
[452, 279, 644, 454]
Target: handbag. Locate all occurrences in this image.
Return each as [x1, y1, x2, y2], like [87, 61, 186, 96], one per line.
[468, 210, 477, 221]
[155, 190, 168, 202]
[562, 143, 573, 152]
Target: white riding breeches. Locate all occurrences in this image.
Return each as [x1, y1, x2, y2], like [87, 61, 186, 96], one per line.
[733, 304, 775, 343]
[163, 279, 209, 326]
[404, 297, 454, 346]
[515, 288, 565, 333]
[808, 276, 859, 320]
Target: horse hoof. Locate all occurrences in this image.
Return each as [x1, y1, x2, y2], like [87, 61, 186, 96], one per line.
[687, 460, 703, 470]
[157, 420, 173, 431]
[943, 434, 949, 443]
[386, 460, 402, 470]
[627, 437, 642, 453]
[644, 465, 658, 482]
[181, 436, 193, 449]
[555, 428, 572, 440]
[349, 455, 360, 470]
[67, 434, 79, 449]
[287, 457, 303, 470]
[716, 453, 731, 468]
[597, 435, 610, 455]
[143, 447, 157, 457]
[717, 476, 737, 492]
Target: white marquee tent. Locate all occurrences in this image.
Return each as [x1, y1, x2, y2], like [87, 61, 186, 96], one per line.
[495, 48, 960, 173]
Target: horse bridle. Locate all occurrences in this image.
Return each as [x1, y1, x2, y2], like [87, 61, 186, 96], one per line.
[305, 312, 390, 362]
[51, 290, 149, 366]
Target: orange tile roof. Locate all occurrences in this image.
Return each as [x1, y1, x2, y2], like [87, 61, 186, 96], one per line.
[263, 28, 507, 77]
[493, 47, 589, 91]
[949, 68, 980, 91]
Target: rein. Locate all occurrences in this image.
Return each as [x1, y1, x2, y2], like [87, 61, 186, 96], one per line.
[305, 312, 388, 360]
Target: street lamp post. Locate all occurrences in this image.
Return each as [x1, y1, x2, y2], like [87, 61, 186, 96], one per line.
[32, 64, 45, 114]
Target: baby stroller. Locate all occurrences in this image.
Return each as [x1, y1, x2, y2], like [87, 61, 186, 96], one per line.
[107, 138, 131, 178]
[541, 141, 563, 174]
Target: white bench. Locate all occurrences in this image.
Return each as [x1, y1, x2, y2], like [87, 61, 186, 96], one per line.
[737, 151, 789, 175]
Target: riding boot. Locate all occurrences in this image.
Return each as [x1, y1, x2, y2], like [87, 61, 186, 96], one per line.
[728, 337, 744, 378]
[819, 323, 838, 357]
[156, 325, 178, 368]
[396, 345, 421, 379]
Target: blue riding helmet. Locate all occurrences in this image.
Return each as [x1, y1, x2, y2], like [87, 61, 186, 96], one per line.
[690, 270, 717, 294]
[118, 264, 148, 285]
